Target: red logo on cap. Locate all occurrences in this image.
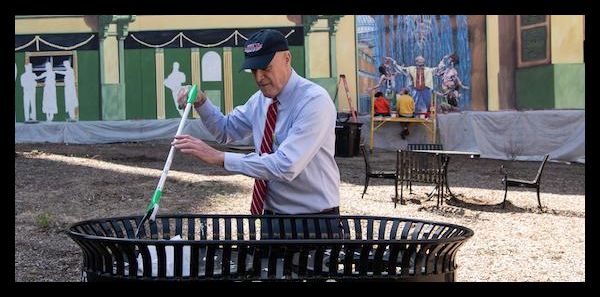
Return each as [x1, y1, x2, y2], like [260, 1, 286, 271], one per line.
[244, 42, 263, 53]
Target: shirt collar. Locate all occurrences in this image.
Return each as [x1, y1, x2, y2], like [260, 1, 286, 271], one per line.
[271, 69, 298, 105]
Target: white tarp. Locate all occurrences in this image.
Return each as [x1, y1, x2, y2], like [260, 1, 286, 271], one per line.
[15, 119, 253, 146]
[437, 110, 584, 163]
[358, 109, 584, 163]
[15, 110, 584, 163]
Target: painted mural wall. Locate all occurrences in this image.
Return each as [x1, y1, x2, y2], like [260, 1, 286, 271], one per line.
[357, 15, 585, 113]
[15, 15, 357, 123]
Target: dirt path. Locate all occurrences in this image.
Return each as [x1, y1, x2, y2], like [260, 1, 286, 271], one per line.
[15, 141, 585, 281]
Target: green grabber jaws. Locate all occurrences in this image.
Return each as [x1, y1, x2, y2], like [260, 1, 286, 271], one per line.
[136, 84, 198, 238]
[187, 84, 198, 104]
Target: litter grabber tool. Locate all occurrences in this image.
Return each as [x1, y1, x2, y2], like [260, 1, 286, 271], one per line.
[135, 85, 198, 239]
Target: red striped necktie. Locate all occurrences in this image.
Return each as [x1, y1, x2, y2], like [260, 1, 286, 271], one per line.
[250, 97, 278, 215]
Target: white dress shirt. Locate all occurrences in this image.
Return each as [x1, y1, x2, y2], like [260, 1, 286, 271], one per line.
[196, 70, 340, 214]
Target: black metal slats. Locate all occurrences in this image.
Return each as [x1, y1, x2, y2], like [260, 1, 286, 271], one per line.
[414, 243, 431, 275]
[133, 217, 146, 239]
[161, 217, 170, 240]
[271, 218, 280, 239]
[251, 246, 262, 278]
[187, 218, 195, 240]
[212, 218, 220, 241]
[173, 243, 183, 277]
[93, 241, 112, 274]
[308, 218, 318, 239]
[156, 243, 167, 278]
[267, 245, 278, 278]
[149, 219, 159, 240]
[175, 217, 183, 238]
[358, 244, 372, 276]
[341, 219, 351, 239]
[107, 243, 125, 275]
[354, 218, 362, 240]
[236, 244, 247, 276]
[378, 219, 388, 240]
[389, 220, 400, 240]
[121, 219, 135, 239]
[283, 218, 293, 239]
[236, 218, 245, 241]
[325, 218, 335, 239]
[314, 218, 322, 239]
[313, 246, 325, 276]
[328, 244, 341, 276]
[199, 218, 207, 240]
[298, 218, 308, 239]
[400, 242, 415, 276]
[77, 239, 99, 273]
[205, 245, 216, 278]
[442, 242, 463, 273]
[221, 244, 231, 278]
[290, 218, 298, 239]
[97, 221, 112, 237]
[124, 244, 138, 277]
[261, 217, 272, 239]
[224, 218, 232, 240]
[72, 238, 93, 272]
[372, 243, 387, 275]
[400, 221, 412, 239]
[431, 225, 447, 239]
[387, 243, 400, 275]
[248, 217, 256, 240]
[89, 223, 106, 237]
[426, 243, 445, 275]
[109, 219, 124, 238]
[67, 215, 473, 282]
[138, 243, 153, 278]
[343, 244, 355, 276]
[190, 244, 200, 277]
[412, 222, 425, 240]
[297, 247, 309, 276]
[318, 218, 327, 239]
[282, 246, 294, 278]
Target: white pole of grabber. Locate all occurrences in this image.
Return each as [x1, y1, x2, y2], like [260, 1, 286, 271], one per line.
[144, 85, 198, 221]
[157, 102, 192, 190]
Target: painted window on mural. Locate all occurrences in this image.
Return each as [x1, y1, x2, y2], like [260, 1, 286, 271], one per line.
[25, 51, 77, 87]
[201, 51, 222, 82]
[517, 15, 550, 68]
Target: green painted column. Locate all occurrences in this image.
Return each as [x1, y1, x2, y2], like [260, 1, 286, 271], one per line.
[98, 15, 135, 121]
[328, 16, 341, 78]
[304, 34, 310, 78]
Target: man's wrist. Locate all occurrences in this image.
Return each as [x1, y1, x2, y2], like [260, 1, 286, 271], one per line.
[193, 93, 207, 109]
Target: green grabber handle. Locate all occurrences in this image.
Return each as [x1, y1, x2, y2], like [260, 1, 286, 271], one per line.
[144, 85, 198, 220]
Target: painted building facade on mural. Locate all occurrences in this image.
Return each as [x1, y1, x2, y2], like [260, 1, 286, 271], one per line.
[356, 15, 585, 113]
[15, 15, 584, 124]
[15, 15, 358, 123]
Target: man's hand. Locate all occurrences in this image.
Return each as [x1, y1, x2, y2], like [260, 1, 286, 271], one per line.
[177, 85, 207, 110]
[172, 135, 225, 167]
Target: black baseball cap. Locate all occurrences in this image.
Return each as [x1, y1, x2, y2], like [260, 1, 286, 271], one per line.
[240, 29, 289, 71]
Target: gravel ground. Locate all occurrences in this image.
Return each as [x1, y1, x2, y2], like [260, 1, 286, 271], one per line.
[15, 140, 585, 282]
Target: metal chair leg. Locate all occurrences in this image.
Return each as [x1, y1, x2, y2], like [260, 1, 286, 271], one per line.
[502, 184, 508, 209]
[362, 176, 369, 199]
[536, 186, 542, 210]
[394, 177, 399, 206]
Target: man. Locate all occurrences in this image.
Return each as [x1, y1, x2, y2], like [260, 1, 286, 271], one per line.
[395, 88, 415, 139]
[387, 55, 439, 118]
[164, 61, 186, 117]
[172, 29, 340, 216]
[373, 91, 391, 117]
[435, 53, 469, 113]
[20, 63, 38, 122]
